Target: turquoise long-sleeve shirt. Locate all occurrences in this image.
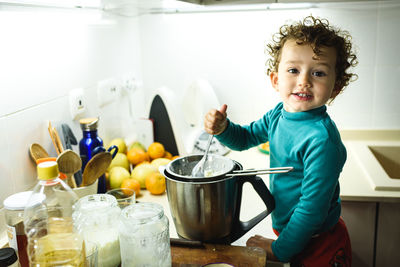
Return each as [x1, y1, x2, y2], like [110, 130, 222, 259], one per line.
[216, 102, 346, 262]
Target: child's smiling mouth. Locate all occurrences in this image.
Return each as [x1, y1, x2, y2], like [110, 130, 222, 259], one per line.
[292, 92, 313, 100]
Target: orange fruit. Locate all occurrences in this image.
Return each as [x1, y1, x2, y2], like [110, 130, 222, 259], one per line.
[145, 172, 166, 195]
[127, 148, 150, 166]
[164, 151, 173, 159]
[121, 178, 141, 197]
[171, 155, 180, 160]
[148, 142, 165, 160]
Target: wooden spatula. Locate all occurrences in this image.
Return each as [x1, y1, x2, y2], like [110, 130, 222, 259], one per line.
[57, 149, 81, 188]
[29, 143, 50, 163]
[81, 152, 112, 187]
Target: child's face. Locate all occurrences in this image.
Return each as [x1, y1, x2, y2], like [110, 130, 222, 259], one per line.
[270, 39, 340, 113]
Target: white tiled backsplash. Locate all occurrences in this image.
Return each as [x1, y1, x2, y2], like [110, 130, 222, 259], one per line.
[1, 1, 400, 238]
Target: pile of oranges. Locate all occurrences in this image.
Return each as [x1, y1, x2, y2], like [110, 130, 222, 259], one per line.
[106, 139, 179, 197]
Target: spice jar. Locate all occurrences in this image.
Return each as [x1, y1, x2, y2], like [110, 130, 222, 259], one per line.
[3, 191, 32, 267]
[73, 194, 121, 267]
[119, 202, 171, 267]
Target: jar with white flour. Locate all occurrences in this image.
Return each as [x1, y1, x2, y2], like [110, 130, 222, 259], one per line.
[73, 194, 121, 267]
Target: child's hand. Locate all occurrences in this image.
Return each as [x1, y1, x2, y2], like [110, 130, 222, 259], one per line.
[204, 104, 228, 135]
[246, 235, 279, 262]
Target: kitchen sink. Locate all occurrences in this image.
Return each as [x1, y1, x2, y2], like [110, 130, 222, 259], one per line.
[349, 141, 400, 191]
[369, 146, 400, 179]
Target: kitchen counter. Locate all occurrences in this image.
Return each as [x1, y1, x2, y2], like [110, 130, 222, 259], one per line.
[2, 130, 398, 264]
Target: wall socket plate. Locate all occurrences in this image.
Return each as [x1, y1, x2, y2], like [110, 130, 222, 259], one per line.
[97, 77, 120, 107]
[121, 73, 137, 93]
[69, 88, 86, 120]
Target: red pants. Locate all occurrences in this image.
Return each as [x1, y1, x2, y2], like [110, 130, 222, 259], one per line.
[274, 217, 352, 267]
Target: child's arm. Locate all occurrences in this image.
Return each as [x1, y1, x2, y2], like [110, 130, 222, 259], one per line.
[246, 235, 278, 261]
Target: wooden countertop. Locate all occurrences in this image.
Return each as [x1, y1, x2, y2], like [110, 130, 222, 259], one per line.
[170, 240, 266, 267]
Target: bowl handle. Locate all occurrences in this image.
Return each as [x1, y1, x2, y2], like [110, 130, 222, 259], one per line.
[229, 175, 275, 243]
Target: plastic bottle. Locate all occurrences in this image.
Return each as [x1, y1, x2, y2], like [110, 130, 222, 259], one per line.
[23, 161, 85, 266]
[79, 117, 106, 193]
[0, 247, 18, 267]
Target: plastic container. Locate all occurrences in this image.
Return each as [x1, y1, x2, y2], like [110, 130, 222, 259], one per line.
[73, 194, 121, 267]
[119, 202, 171, 267]
[23, 161, 84, 266]
[0, 247, 18, 267]
[79, 117, 106, 193]
[3, 191, 31, 267]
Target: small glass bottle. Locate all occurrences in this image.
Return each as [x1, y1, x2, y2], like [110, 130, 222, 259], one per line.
[0, 247, 18, 267]
[119, 202, 171, 267]
[73, 194, 121, 267]
[3, 191, 31, 267]
[79, 117, 106, 193]
[23, 161, 84, 266]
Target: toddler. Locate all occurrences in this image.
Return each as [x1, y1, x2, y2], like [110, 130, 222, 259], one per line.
[204, 15, 358, 266]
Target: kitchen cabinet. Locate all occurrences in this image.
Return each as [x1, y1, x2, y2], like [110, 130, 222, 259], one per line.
[341, 201, 376, 267]
[375, 202, 400, 267]
[341, 201, 400, 267]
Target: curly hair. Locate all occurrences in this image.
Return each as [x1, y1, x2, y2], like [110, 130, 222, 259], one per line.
[266, 15, 358, 93]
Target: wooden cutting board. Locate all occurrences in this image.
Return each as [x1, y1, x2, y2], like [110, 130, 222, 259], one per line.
[171, 241, 267, 267]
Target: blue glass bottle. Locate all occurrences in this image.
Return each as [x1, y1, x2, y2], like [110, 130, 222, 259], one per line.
[79, 117, 106, 193]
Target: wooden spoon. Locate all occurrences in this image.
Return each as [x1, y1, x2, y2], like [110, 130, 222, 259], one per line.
[29, 143, 50, 163]
[57, 149, 81, 188]
[82, 152, 112, 187]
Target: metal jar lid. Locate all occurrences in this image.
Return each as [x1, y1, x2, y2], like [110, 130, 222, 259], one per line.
[79, 117, 99, 131]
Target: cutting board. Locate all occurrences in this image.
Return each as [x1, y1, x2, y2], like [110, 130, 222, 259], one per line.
[171, 240, 267, 267]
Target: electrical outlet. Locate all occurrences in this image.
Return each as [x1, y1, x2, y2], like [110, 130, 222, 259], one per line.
[97, 77, 120, 107]
[69, 88, 86, 120]
[121, 73, 137, 92]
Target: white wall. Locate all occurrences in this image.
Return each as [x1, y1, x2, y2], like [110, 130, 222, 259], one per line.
[0, 4, 143, 230]
[139, 1, 400, 129]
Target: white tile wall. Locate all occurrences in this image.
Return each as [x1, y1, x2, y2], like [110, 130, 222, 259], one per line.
[0, 5, 143, 235]
[139, 1, 400, 129]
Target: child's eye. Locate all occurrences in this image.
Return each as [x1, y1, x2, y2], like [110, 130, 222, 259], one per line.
[288, 68, 299, 74]
[312, 71, 326, 77]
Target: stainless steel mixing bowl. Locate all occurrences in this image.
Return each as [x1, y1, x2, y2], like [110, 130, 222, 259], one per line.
[163, 154, 275, 243]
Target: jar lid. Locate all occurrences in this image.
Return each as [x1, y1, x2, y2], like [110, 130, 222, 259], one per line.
[0, 247, 18, 265]
[121, 202, 164, 225]
[75, 194, 118, 212]
[37, 161, 59, 180]
[79, 117, 99, 131]
[3, 191, 32, 211]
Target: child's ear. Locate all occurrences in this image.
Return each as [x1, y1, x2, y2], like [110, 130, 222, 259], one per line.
[270, 72, 279, 91]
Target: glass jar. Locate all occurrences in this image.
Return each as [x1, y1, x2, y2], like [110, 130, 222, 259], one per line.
[3, 191, 31, 267]
[119, 202, 171, 267]
[73, 194, 121, 267]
